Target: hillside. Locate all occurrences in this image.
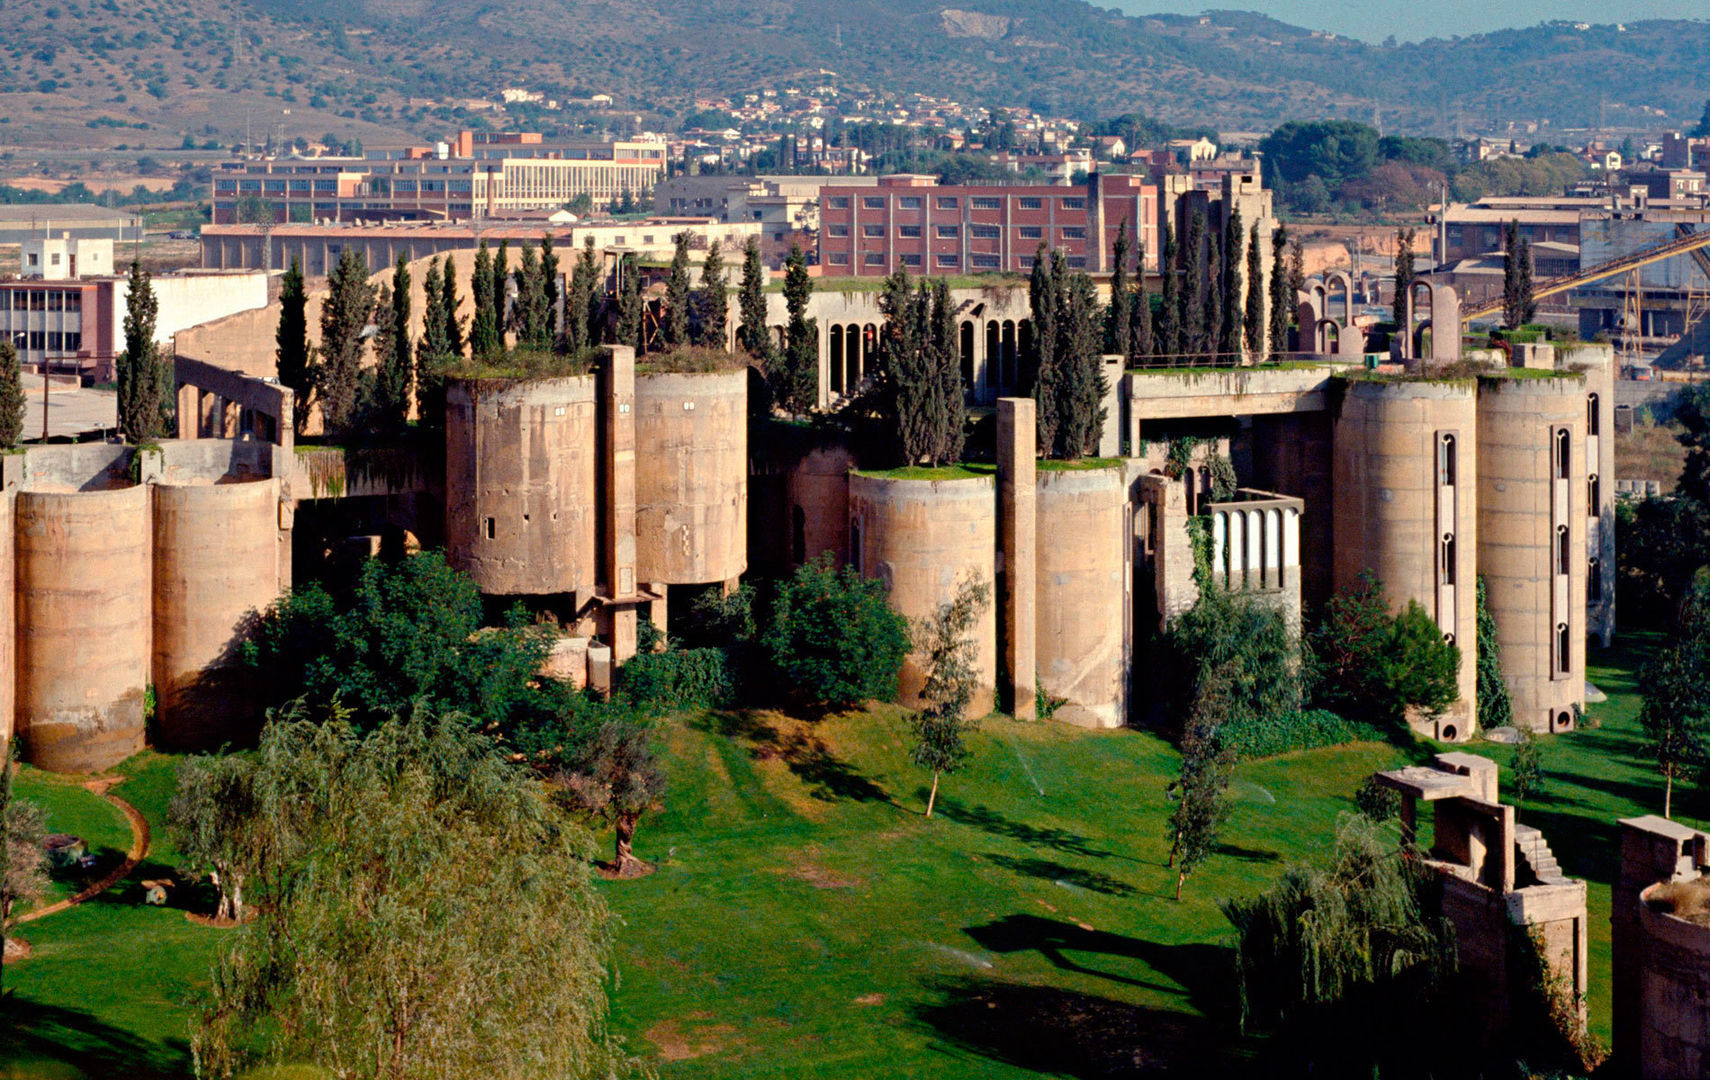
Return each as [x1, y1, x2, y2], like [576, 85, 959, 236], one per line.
[0, 0, 1706, 153]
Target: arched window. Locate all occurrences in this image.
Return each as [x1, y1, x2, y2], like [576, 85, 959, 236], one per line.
[1556, 524, 1570, 576]
[1556, 623, 1571, 675]
[1440, 534, 1456, 585]
[1438, 433, 1457, 487]
[1588, 393, 1600, 436]
[1588, 473, 1601, 516]
[1554, 428, 1571, 481]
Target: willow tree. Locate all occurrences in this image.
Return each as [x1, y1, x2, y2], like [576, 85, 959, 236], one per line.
[911, 576, 991, 818]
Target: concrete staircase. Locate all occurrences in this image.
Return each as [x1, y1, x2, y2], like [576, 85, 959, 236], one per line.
[1515, 824, 1570, 885]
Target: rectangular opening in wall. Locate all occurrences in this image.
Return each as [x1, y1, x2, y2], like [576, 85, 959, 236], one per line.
[485, 517, 495, 540]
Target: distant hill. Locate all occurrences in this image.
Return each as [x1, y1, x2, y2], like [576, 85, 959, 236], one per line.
[0, 0, 1705, 152]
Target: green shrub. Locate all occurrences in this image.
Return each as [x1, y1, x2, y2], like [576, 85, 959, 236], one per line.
[1308, 572, 1461, 725]
[763, 556, 910, 708]
[1219, 709, 1385, 760]
[621, 647, 735, 711]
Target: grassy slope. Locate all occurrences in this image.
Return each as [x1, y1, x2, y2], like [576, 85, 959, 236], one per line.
[9, 770, 132, 906]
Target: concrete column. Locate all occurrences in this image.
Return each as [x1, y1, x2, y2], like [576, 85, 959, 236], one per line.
[998, 398, 1037, 720]
[176, 383, 199, 440]
[198, 391, 218, 438]
[602, 345, 638, 662]
[647, 581, 668, 649]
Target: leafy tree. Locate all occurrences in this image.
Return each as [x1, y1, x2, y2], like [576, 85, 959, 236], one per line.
[911, 576, 990, 817]
[366, 284, 395, 430]
[1307, 572, 1461, 726]
[1268, 225, 1291, 363]
[1221, 206, 1244, 362]
[737, 236, 768, 355]
[1475, 576, 1514, 731]
[663, 231, 691, 346]
[1244, 220, 1264, 361]
[1, 742, 49, 953]
[317, 246, 376, 437]
[693, 238, 727, 347]
[762, 556, 910, 709]
[275, 258, 314, 436]
[1106, 219, 1131, 356]
[168, 753, 262, 923]
[1674, 383, 1710, 507]
[0, 338, 24, 447]
[117, 259, 172, 441]
[1393, 228, 1416, 332]
[243, 551, 557, 734]
[469, 241, 499, 358]
[1509, 726, 1543, 806]
[1166, 668, 1237, 899]
[556, 719, 666, 875]
[1130, 239, 1153, 364]
[1222, 815, 1458, 1075]
[1259, 120, 1382, 193]
[1693, 98, 1710, 139]
[614, 255, 643, 352]
[189, 708, 636, 1080]
[775, 244, 819, 414]
[1161, 586, 1300, 736]
[1639, 569, 1710, 817]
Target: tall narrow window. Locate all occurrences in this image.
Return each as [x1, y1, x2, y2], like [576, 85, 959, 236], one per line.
[1556, 623, 1571, 674]
[1588, 393, 1600, 436]
[1589, 558, 1603, 603]
[1438, 433, 1457, 487]
[1440, 534, 1457, 585]
[1556, 525, 1570, 576]
[1555, 429, 1571, 480]
[1588, 474, 1601, 515]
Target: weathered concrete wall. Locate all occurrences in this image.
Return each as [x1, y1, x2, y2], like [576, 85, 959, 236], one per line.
[1333, 378, 1479, 736]
[1477, 375, 1587, 733]
[1614, 815, 1710, 1078]
[1035, 466, 1126, 728]
[785, 443, 856, 568]
[15, 486, 151, 772]
[998, 400, 1036, 720]
[1561, 344, 1618, 646]
[444, 376, 598, 598]
[0, 491, 12, 751]
[849, 472, 996, 717]
[634, 369, 747, 585]
[152, 480, 283, 750]
[1251, 411, 1335, 609]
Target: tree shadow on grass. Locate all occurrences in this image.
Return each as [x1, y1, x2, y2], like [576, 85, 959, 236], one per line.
[695, 709, 889, 804]
[0, 998, 191, 1079]
[930, 795, 1125, 862]
[961, 913, 1233, 1016]
[1212, 843, 1281, 863]
[910, 975, 1244, 1078]
[983, 853, 1138, 897]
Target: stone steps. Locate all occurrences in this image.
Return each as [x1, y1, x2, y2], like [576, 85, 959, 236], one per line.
[1514, 824, 1571, 885]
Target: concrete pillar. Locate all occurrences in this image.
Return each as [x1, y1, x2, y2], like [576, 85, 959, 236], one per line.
[602, 345, 638, 663]
[998, 398, 1037, 720]
[176, 383, 199, 440]
[198, 390, 218, 438]
[647, 581, 668, 648]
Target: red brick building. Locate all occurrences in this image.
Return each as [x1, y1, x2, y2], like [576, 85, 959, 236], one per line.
[816, 173, 1164, 277]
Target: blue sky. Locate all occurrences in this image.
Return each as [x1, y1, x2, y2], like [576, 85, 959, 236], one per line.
[1110, 1, 1701, 44]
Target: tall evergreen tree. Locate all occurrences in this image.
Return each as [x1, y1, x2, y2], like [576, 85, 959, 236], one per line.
[376, 254, 413, 431]
[1221, 207, 1244, 363]
[777, 245, 818, 414]
[0, 338, 24, 447]
[117, 259, 171, 441]
[1029, 245, 1061, 451]
[469, 242, 498, 358]
[417, 258, 449, 428]
[930, 277, 965, 465]
[615, 255, 644, 353]
[881, 270, 936, 465]
[276, 257, 314, 435]
[1502, 220, 1522, 329]
[1693, 98, 1710, 139]
[491, 239, 510, 349]
[1056, 268, 1106, 458]
[738, 237, 768, 355]
[1269, 226, 1291, 364]
[1519, 235, 1537, 325]
[441, 256, 464, 359]
[538, 233, 560, 347]
[1287, 234, 1306, 300]
[1202, 226, 1222, 365]
[1181, 210, 1207, 364]
[1130, 239, 1153, 364]
[564, 238, 597, 353]
[511, 244, 546, 350]
[317, 246, 376, 437]
[664, 232, 692, 347]
[1106, 219, 1131, 356]
[1245, 220, 1265, 361]
[368, 284, 395, 428]
[1158, 224, 1182, 365]
[580, 236, 605, 347]
[1392, 228, 1416, 332]
[694, 239, 728, 348]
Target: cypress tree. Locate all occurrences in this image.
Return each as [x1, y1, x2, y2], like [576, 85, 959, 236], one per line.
[491, 239, 510, 349]
[378, 253, 413, 431]
[1245, 221, 1265, 361]
[1130, 239, 1153, 364]
[511, 243, 542, 349]
[538, 233, 560, 346]
[664, 232, 692, 347]
[317, 246, 376, 437]
[615, 255, 644, 353]
[1106, 219, 1131, 356]
[1202, 226, 1222, 366]
[1029, 244, 1060, 452]
[117, 259, 170, 441]
[368, 284, 395, 428]
[581, 236, 604, 348]
[276, 257, 313, 435]
[1287, 234, 1306, 299]
[1221, 206, 1243, 363]
[1519, 235, 1537, 325]
[931, 277, 965, 465]
[0, 338, 24, 447]
[442, 256, 464, 359]
[417, 258, 448, 428]
[1392, 228, 1415, 332]
[695, 239, 728, 348]
[878, 269, 926, 463]
[1269, 226, 1291, 364]
[738, 237, 767, 355]
[1058, 269, 1105, 458]
[1158, 224, 1181, 366]
[565, 239, 596, 353]
[1181, 210, 1207, 364]
[469, 242, 498, 358]
[777, 244, 818, 414]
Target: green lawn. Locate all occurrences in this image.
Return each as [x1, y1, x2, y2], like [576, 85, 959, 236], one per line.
[9, 771, 132, 906]
[0, 633, 1676, 1077]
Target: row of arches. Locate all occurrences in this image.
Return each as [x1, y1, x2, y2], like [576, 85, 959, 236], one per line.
[802, 317, 1039, 406]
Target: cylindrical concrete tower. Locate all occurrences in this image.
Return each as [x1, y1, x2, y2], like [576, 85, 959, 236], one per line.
[152, 479, 283, 750]
[634, 369, 747, 585]
[1477, 373, 1587, 733]
[848, 472, 997, 717]
[1561, 344, 1618, 646]
[785, 443, 857, 568]
[15, 486, 151, 772]
[445, 376, 599, 598]
[1333, 378, 1479, 738]
[1035, 465, 1127, 728]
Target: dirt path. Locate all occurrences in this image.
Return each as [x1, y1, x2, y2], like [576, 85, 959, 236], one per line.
[16, 780, 151, 925]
